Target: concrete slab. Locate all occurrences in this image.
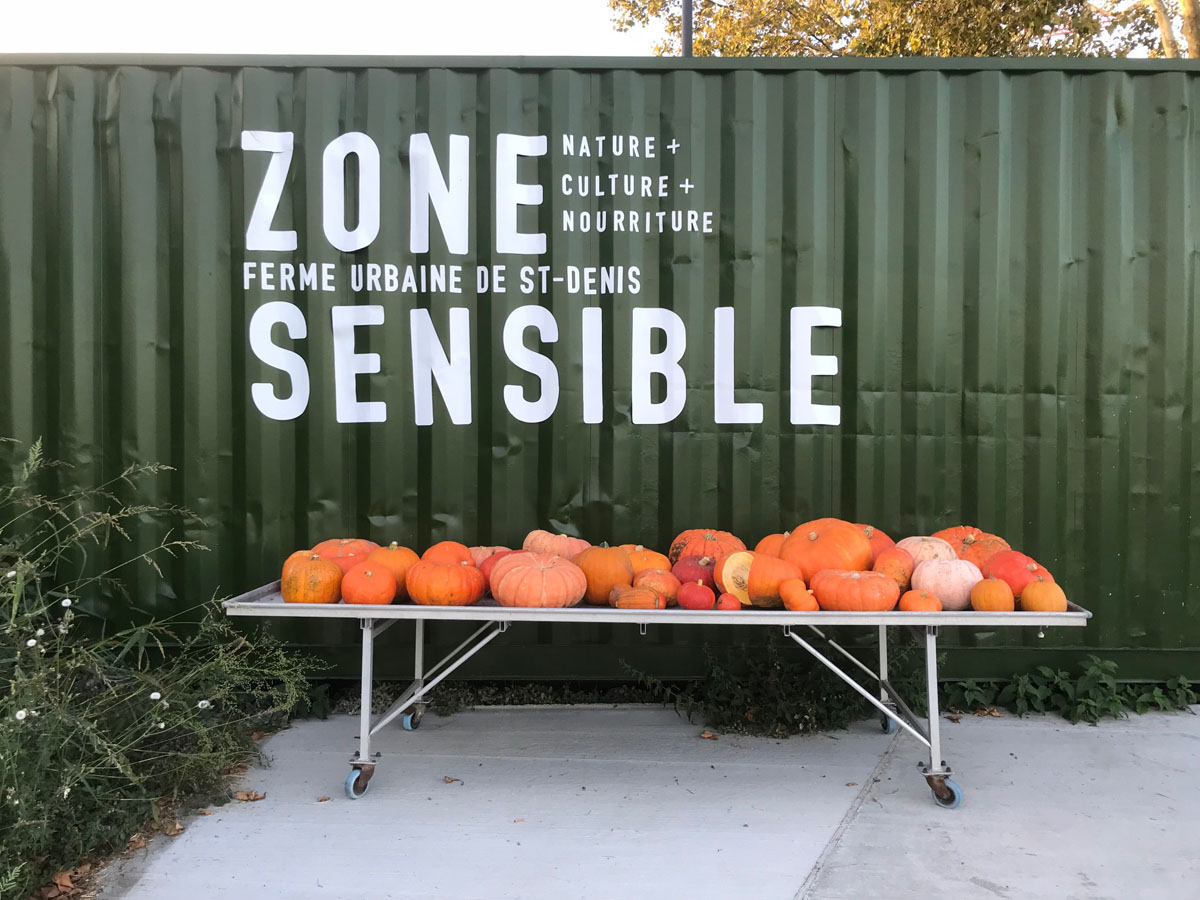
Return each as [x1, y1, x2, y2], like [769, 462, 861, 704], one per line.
[801, 709, 1200, 900]
[97, 707, 890, 900]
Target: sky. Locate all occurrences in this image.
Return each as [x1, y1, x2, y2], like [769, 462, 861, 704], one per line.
[0, 0, 663, 56]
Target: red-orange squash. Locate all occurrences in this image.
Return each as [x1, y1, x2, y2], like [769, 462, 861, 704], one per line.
[677, 580, 717, 610]
[982, 550, 1053, 598]
[779, 578, 817, 611]
[910, 558, 983, 611]
[312, 538, 379, 575]
[633, 568, 681, 605]
[753, 531, 790, 557]
[365, 543, 419, 602]
[715, 592, 741, 610]
[281, 554, 342, 604]
[895, 536, 957, 567]
[422, 541, 475, 566]
[809, 569, 900, 612]
[872, 547, 915, 592]
[523, 530, 591, 559]
[668, 529, 746, 565]
[855, 524, 895, 564]
[970, 577, 1015, 612]
[622, 546, 673, 576]
[406, 560, 486, 606]
[671, 555, 717, 591]
[572, 545, 635, 606]
[714, 551, 804, 609]
[469, 545, 512, 567]
[341, 562, 397, 605]
[488, 551, 587, 608]
[609, 584, 668, 609]
[931, 526, 1012, 570]
[779, 519, 873, 581]
[1019, 577, 1067, 612]
[899, 589, 942, 612]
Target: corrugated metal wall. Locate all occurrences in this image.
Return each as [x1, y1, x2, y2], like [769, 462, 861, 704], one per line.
[2, 58, 1198, 678]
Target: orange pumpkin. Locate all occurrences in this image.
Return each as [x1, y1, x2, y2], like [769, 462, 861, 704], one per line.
[983, 550, 1053, 598]
[632, 568, 681, 605]
[572, 545, 635, 605]
[488, 552, 587, 608]
[609, 584, 668, 609]
[714, 551, 804, 609]
[894, 536, 957, 567]
[779, 519, 873, 581]
[779, 578, 817, 611]
[622, 545, 673, 575]
[365, 543, 419, 602]
[753, 531, 791, 557]
[406, 560, 486, 606]
[281, 554, 342, 604]
[668, 529, 746, 565]
[899, 589, 942, 612]
[281, 549, 312, 582]
[341, 562, 397, 605]
[931, 526, 1012, 570]
[855, 524, 895, 564]
[872, 547, 915, 592]
[422, 541, 475, 566]
[312, 538, 379, 575]
[970, 577, 1015, 612]
[1019, 577, 1067, 612]
[809, 569, 900, 612]
[523, 530, 591, 559]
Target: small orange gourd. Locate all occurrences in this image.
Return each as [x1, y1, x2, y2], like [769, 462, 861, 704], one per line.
[899, 589, 942, 612]
[1019, 577, 1067, 612]
[341, 563, 397, 605]
[970, 577, 1015, 612]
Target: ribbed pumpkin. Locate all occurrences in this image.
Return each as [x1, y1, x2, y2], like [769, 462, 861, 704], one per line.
[779, 519, 873, 581]
[469, 545, 512, 567]
[341, 562, 397, 605]
[931, 526, 1012, 570]
[714, 550, 804, 609]
[677, 580, 717, 610]
[894, 536, 958, 567]
[779, 578, 817, 611]
[983, 550, 1053, 598]
[365, 543, 419, 602]
[1020, 577, 1067, 612]
[488, 551, 587, 608]
[281, 549, 312, 582]
[572, 545, 635, 606]
[632, 568, 681, 605]
[523, 530, 591, 559]
[312, 538, 379, 575]
[753, 531, 791, 557]
[970, 577, 1015, 612]
[281, 555, 342, 604]
[422, 541, 475, 566]
[406, 560, 486, 606]
[910, 558, 983, 611]
[809, 569, 900, 611]
[609, 584, 668, 609]
[671, 555, 717, 591]
[855, 524, 895, 564]
[668, 529, 746, 565]
[621, 545, 673, 576]
[899, 589, 942, 612]
[872, 547, 916, 592]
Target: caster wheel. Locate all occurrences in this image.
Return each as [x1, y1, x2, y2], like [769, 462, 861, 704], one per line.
[931, 777, 962, 809]
[345, 768, 371, 799]
[402, 704, 425, 731]
[880, 714, 898, 735]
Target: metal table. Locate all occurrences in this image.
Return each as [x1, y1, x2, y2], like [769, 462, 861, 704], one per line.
[223, 583, 1091, 808]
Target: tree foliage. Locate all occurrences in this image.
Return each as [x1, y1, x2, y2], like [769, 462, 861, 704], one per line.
[609, 0, 1173, 58]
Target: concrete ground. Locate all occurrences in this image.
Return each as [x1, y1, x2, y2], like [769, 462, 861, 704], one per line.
[96, 706, 1200, 900]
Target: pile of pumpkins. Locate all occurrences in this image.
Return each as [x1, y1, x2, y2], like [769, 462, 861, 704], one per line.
[278, 520, 1067, 613]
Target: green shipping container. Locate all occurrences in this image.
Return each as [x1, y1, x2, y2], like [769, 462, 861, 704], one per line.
[2, 56, 1198, 679]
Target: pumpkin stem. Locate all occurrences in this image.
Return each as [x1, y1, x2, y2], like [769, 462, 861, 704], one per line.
[808, 532, 819, 541]
[699, 556, 713, 566]
[388, 541, 400, 550]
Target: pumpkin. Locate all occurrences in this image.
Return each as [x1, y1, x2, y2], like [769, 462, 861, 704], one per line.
[983, 550, 1053, 598]
[872, 547, 915, 592]
[671, 555, 717, 592]
[480, 549, 520, 588]
[312, 538, 379, 575]
[779, 578, 817, 611]
[1019, 577, 1067, 612]
[523, 530, 591, 559]
[572, 545, 635, 605]
[894, 536, 957, 567]
[931, 526, 1012, 570]
[365, 543, 419, 602]
[341, 562, 397, 605]
[753, 531, 790, 557]
[970, 577, 1015, 612]
[677, 580, 717, 610]
[715, 593, 742, 610]
[406, 560, 486, 606]
[910, 558, 983, 611]
[469, 545, 511, 567]
[668, 529, 746, 565]
[779, 519, 872, 581]
[281, 549, 312, 582]
[488, 552, 587, 608]
[809, 569, 900, 612]
[714, 551, 804, 609]
[609, 584, 668, 609]
[855, 524, 895, 564]
[422, 540, 475, 566]
[899, 589, 942, 612]
[633, 568, 681, 605]
[622, 545, 673, 576]
[281, 554, 342, 604]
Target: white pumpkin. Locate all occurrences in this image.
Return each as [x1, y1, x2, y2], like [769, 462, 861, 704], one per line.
[911, 558, 984, 610]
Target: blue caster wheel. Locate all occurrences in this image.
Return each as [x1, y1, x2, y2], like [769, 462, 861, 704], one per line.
[402, 705, 425, 731]
[344, 767, 372, 799]
[880, 714, 899, 735]
[931, 777, 962, 809]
